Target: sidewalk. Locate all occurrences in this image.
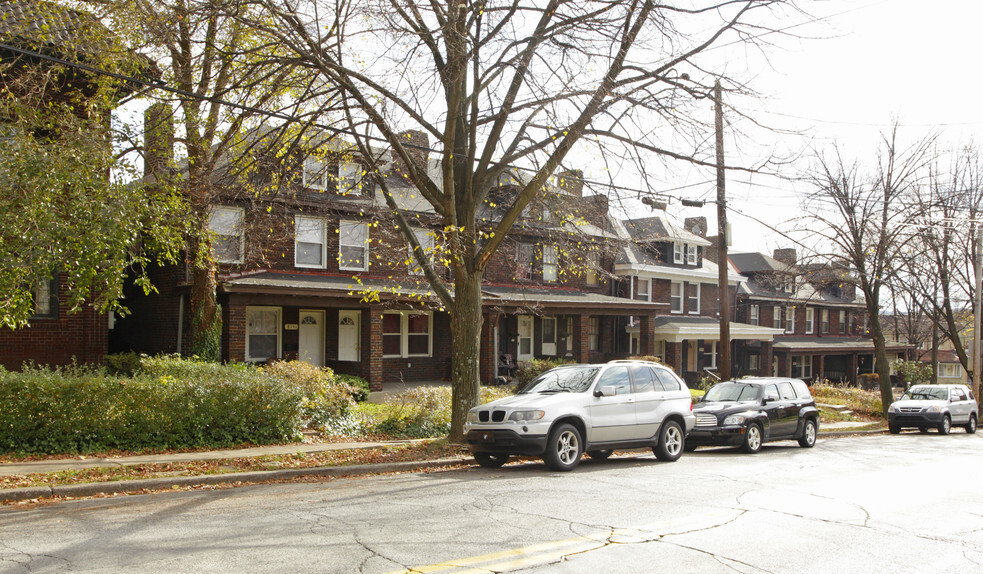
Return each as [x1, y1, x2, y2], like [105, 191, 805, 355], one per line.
[0, 420, 884, 504]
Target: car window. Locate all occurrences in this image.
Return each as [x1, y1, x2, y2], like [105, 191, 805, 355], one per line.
[952, 388, 967, 401]
[704, 383, 758, 402]
[764, 384, 780, 401]
[521, 366, 600, 394]
[903, 387, 948, 401]
[629, 366, 657, 393]
[778, 382, 796, 400]
[653, 368, 681, 391]
[792, 380, 812, 399]
[596, 366, 631, 395]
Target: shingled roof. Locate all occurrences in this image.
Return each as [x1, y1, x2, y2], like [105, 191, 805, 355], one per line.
[0, 1, 112, 58]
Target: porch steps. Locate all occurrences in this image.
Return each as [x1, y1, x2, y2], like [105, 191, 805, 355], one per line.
[817, 402, 853, 416]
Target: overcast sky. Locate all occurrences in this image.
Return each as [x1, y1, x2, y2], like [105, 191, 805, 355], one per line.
[647, 0, 983, 257]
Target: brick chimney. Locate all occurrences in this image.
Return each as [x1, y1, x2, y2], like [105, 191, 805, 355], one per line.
[556, 169, 584, 197]
[392, 130, 429, 180]
[684, 217, 708, 238]
[773, 248, 797, 267]
[144, 103, 174, 181]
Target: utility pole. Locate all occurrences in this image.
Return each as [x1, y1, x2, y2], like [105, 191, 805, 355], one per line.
[714, 79, 731, 381]
[974, 223, 982, 398]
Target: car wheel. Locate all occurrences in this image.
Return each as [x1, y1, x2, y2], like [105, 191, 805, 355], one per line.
[966, 413, 978, 434]
[653, 420, 684, 462]
[938, 414, 951, 435]
[798, 418, 817, 448]
[586, 450, 613, 460]
[473, 453, 509, 468]
[741, 423, 763, 454]
[889, 424, 901, 434]
[543, 423, 582, 471]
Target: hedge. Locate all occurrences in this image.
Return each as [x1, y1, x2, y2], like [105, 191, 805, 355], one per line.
[0, 360, 305, 455]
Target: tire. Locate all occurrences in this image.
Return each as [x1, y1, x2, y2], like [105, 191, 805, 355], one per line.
[474, 453, 509, 468]
[741, 423, 763, 454]
[889, 424, 901, 435]
[966, 413, 978, 434]
[543, 423, 582, 471]
[586, 449, 613, 460]
[938, 414, 951, 435]
[798, 418, 817, 448]
[653, 420, 684, 462]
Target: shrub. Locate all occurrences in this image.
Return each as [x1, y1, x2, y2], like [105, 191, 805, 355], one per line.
[516, 357, 574, 387]
[264, 361, 356, 427]
[811, 382, 884, 418]
[857, 373, 880, 391]
[104, 352, 144, 376]
[337, 374, 371, 402]
[891, 359, 933, 387]
[0, 360, 305, 455]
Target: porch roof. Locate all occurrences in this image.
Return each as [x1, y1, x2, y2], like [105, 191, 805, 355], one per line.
[480, 285, 667, 314]
[650, 315, 784, 343]
[217, 271, 438, 301]
[771, 336, 914, 353]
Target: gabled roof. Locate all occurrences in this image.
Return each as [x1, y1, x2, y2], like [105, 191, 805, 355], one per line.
[0, 1, 112, 57]
[621, 216, 711, 247]
[730, 252, 790, 274]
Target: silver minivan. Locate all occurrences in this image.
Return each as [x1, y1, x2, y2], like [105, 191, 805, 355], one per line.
[464, 360, 696, 471]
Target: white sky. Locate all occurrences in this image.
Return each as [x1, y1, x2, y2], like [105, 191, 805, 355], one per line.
[640, 0, 983, 257]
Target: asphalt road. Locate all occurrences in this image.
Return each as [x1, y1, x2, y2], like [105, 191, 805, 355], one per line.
[2, 432, 982, 573]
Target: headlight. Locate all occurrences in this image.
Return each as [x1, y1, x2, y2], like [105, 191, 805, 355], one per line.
[508, 410, 545, 422]
[927, 406, 940, 413]
[723, 415, 746, 426]
[466, 411, 479, 423]
[888, 404, 897, 413]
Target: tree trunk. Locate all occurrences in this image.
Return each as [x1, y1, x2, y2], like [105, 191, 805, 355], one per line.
[448, 271, 483, 442]
[188, 225, 221, 362]
[866, 307, 894, 416]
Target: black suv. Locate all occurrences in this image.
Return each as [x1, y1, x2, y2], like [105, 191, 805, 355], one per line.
[687, 377, 819, 453]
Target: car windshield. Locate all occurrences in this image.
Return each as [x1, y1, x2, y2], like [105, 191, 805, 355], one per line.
[703, 383, 759, 402]
[520, 367, 600, 394]
[901, 387, 949, 401]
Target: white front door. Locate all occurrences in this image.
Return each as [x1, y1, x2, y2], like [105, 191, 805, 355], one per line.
[298, 310, 325, 367]
[517, 315, 533, 360]
[541, 316, 557, 356]
[338, 310, 360, 362]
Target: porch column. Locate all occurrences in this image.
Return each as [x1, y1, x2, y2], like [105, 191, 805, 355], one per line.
[225, 300, 246, 363]
[760, 340, 773, 377]
[665, 341, 683, 374]
[480, 312, 499, 384]
[575, 314, 591, 363]
[364, 309, 384, 391]
[847, 353, 858, 386]
[639, 313, 656, 356]
[817, 354, 826, 382]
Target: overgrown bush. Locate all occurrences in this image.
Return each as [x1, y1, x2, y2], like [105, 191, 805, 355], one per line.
[337, 374, 371, 402]
[516, 357, 574, 387]
[361, 385, 514, 439]
[891, 359, 933, 387]
[811, 382, 884, 419]
[0, 360, 305, 455]
[857, 373, 880, 391]
[104, 352, 144, 376]
[264, 361, 355, 427]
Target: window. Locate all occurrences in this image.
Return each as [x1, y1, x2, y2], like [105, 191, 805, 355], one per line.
[705, 341, 718, 368]
[687, 283, 700, 314]
[295, 216, 326, 268]
[304, 156, 362, 194]
[542, 245, 558, 282]
[516, 243, 533, 280]
[748, 354, 760, 371]
[783, 277, 794, 293]
[773, 306, 781, 328]
[209, 206, 244, 263]
[785, 306, 795, 333]
[821, 309, 830, 334]
[408, 228, 434, 275]
[779, 382, 796, 399]
[382, 312, 432, 357]
[629, 366, 657, 393]
[635, 278, 650, 302]
[791, 355, 812, 378]
[839, 310, 846, 333]
[673, 243, 683, 264]
[542, 316, 557, 355]
[32, 276, 58, 319]
[337, 161, 362, 195]
[589, 316, 599, 351]
[246, 306, 280, 362]
[596, 366, 631, 395]
[686, 244, 697, 265]
[670, 281, 683, 313]
[586, 252, 599, 285]
[303, 156, 330, 190]
[805, 307, 814, 334]
[749, 304, 759, 326]
[338, 220, 368, 271]
[939, 364, 960, 378]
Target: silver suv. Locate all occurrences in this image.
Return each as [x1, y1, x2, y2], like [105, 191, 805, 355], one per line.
[464, 360, 696, 471]
[887, 384, 978, 435]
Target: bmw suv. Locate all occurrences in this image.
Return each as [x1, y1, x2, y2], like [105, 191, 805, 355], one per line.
[464, 360, 696, 471]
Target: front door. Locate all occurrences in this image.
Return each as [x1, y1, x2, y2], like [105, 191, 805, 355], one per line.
[338, 310, 360, 362]
[541, 316, 557, 356]
[517, 315, 533, 360]
[298, 310, 325, 367]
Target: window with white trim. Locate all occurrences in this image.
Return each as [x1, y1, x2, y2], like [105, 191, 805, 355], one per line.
[542, 316, 556, 353]
[338, 220, 369, 271]
[686, 244, 697, 264]
[785, 306, 795, 333]
[705, 341, 718, 368]
[749, 354, 760, 371]
[791, 354, 812, 379]
[586, 252, 599, 285]
[295, 216, 326, 268]
[783, 278, 794, 293]
[687, 283, 700, 314]
[408, 228, 434, 275]
[670, 281, 683, 313]
[749, 304, 759, 326]
[939, 364, 960, 378]
[773, 305, 781, 328]
[303, 156, 330, 190]
[805, 307, 814, 334]
[337, 161, 363, 195]
[821, 309, 830, 334]
[209, 206, 244, 263]
[516, 243, 533, 280]
[382, 312, 432, 357]
[542, 245, 558, 282]
[246, 306, 280, 362]
[839, 310, 847, 333]
[635, 277, 650, 301]
[589, 316, 599, 351]
[32, 276, 59, 319]
[673, 242, 683, 264]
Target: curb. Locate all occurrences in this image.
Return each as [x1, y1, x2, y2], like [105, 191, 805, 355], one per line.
[0, 457, 472, 503]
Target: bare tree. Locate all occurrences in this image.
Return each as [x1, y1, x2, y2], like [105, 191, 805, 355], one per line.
[801, 126, 936, 414]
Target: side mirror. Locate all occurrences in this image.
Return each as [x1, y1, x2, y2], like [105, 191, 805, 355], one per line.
[594, 385, 617, 397]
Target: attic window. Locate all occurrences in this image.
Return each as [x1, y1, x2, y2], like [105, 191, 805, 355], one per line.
[673, 243, 683, 264]
[686, 244, 697, 264]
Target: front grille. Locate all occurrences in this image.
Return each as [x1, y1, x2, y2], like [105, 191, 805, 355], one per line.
[478, 411, 489, 422]
[695, 413, 718, 427]
[898, 407, 924, 413]
[492, 410, 506, 422]
[477, 410, 506, 423]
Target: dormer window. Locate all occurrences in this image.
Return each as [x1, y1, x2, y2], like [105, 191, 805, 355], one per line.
[673, 243, 683, 264]
[303, 156, 362, 193]
[686, 244, 697, 265]
[783, 277, 795, 293]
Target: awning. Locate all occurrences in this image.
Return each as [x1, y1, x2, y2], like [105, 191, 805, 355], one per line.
[632, 315, 785, 343]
